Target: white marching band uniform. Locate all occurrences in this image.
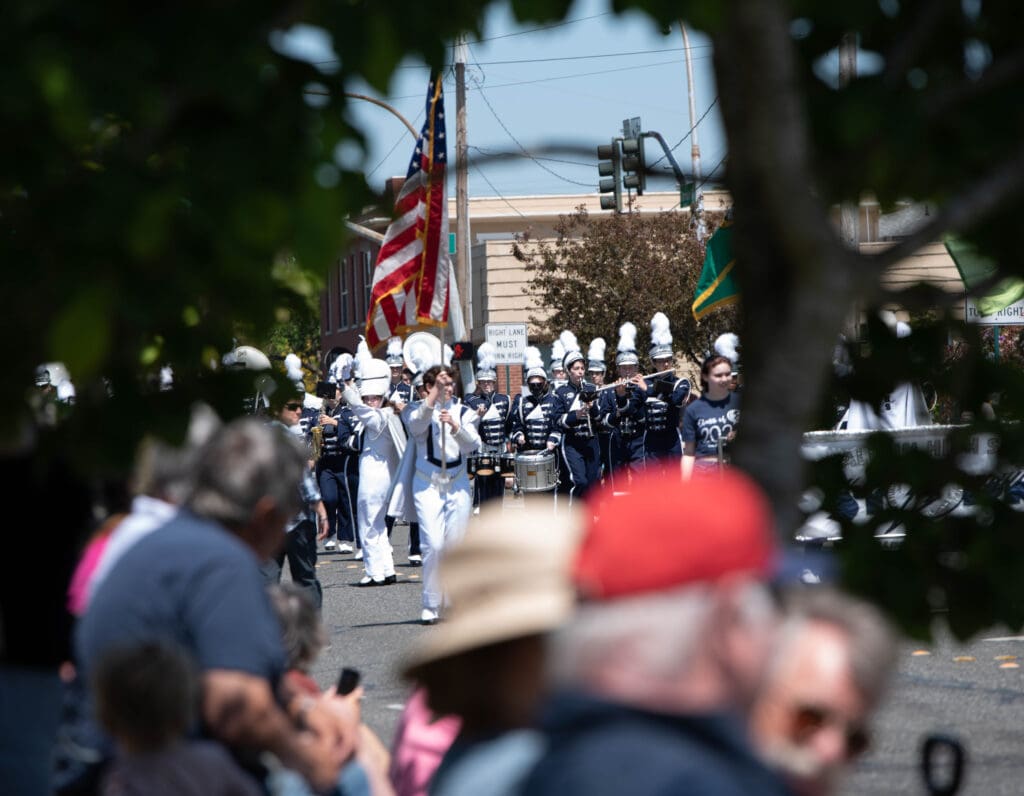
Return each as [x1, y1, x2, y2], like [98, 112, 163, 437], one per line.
[343, 387, 402, 582]
[401, 397, 481, 613]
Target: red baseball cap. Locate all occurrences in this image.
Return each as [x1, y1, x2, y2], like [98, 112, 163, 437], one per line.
[574, 468, 778, 600]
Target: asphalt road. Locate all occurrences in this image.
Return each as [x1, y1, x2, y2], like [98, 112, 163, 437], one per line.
[300, 514, 1024, 796]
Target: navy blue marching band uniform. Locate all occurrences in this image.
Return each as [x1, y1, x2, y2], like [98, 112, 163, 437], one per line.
[509, 388, 562, 453]
[555, 374, 604, 503]
[641, 374, 691, 464]
[642, 313, 691, 470]
[509, 349, 563, 504]
[610, 323, 647, 474]
[464, 390, 511, 505]
[318, 398, 361, 552]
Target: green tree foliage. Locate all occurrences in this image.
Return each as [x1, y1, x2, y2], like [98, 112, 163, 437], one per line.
[513, 207, 737, 372]
[6, 0, 1024, 640]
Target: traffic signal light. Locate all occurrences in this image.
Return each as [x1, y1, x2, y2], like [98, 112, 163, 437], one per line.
[597, 139, 622, 212]
[621, 136, 646, 195]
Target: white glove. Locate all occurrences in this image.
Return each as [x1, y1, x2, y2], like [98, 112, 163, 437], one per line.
[343, 384, 363, 407]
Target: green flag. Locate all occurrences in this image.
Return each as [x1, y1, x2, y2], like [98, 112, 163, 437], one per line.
[692, 222, 738, 321]
[945, 234, 1024, 316]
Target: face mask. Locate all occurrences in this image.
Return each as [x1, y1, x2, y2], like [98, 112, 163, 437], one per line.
[528, 382, 546, 398]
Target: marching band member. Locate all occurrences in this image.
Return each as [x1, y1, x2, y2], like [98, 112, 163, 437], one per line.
[610, 322, 648, 475]
[682, 355, 741, 479]
[549, 337, 567, 388]
[388, 339, 439, 568]
[318, 354, 360, 556]
[509, 348, 562, 453]
[464, 342, 510, 507]
[586, 337, 620, 488]
[401, 365, 481, 625]
[555, 331, 603, 503]
[342, 349, 401, 587]
[641, 312, 691, 471]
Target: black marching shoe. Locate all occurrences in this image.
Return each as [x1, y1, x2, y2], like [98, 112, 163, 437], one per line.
[357, 576, 385, 587]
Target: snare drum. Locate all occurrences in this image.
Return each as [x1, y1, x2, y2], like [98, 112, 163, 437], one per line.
[477, 453, 498, 476]
[499, 453, 516, 476]
[514, 450, 559, 492]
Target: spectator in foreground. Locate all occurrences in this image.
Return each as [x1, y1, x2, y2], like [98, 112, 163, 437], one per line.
[749, 587, 899, 796]
[395, 502, 582, 796]
[92, 640, 261, 796]
[267, 583, 394, 796]
[71, 417, 354, 794]
[520, 467, 792, 796]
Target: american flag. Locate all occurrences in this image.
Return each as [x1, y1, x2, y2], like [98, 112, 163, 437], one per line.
[365, 78, 450, 348]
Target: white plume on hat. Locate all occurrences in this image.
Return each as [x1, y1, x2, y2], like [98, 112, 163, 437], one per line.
[617, 322, 637, 353]
[551, 337, 565, 365]
[559, 330, 580, 356]
[650, 312, 673, 347]
[329, 353, 354, 384]
[476, 341, 498, 381]
[409, 339, 436, 375]
[386, 335, 404, 365]
[284, 353, 304, 386]
[713, 333, 740, 365]
[587, 338, 606, 364]
[477, 341, 497, 371]
[159, 365, 174, 391]
[354, 336, 372, 378]
[524, 346, 546, 380]
[443, 344, 453, 367]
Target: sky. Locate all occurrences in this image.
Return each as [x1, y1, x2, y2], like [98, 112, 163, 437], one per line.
[283, 0, 727, 203]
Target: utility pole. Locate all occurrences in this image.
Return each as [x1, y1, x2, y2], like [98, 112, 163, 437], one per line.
[455, 35, 472, 338]
[680, 22, 705, 248]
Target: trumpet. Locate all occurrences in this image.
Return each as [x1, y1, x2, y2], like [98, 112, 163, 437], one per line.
[596, 369, 677, 392]
[310, 425, 324, 460]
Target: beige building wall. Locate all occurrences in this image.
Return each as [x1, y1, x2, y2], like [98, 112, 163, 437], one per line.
[322, 187, 966, 370]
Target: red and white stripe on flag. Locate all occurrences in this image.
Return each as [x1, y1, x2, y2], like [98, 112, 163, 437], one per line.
[365, 78, 450, 349]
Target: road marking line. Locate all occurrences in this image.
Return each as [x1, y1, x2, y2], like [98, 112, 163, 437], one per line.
[912, 650, 931, 656]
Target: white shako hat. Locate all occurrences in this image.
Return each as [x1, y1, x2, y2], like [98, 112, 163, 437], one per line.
[587, 338, 607, 373]
[359, 359, 392, 397]
[649, 312, 674, 361]
[524, 346, 546, 381]
[385, 336, 404, 366]
[408, 339, 438, 389]
[475, 341, 498, 382]
[615, 322, 639, 367]
[560, 330, 584, 371]
[550, 337, 565, 375]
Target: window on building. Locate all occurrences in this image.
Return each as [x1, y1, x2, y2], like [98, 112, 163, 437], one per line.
[325, 267, 334, 332]
[362, 251, 373, 320]
[338, 258, 350, 329]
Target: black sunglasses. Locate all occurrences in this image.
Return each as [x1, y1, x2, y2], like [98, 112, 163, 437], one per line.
[284, 402, 303, 411]
[790, 705, 870, 758]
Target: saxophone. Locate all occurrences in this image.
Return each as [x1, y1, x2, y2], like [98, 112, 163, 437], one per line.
[310, 425, 324, 460]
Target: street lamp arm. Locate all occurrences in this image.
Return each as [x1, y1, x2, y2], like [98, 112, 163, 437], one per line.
[344, 93, 418, 139]
[642, 131, 687, 184]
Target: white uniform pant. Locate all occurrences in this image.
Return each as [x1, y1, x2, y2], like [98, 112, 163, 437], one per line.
[359, 492, 395, 582]
[413, 472, 472, 610]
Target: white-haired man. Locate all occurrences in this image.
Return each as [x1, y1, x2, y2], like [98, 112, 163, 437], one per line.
[521, 467, 791, 796]
[750, 587, 898, 796]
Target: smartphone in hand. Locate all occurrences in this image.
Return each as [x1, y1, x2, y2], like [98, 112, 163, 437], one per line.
[337, 667, 361, 695]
